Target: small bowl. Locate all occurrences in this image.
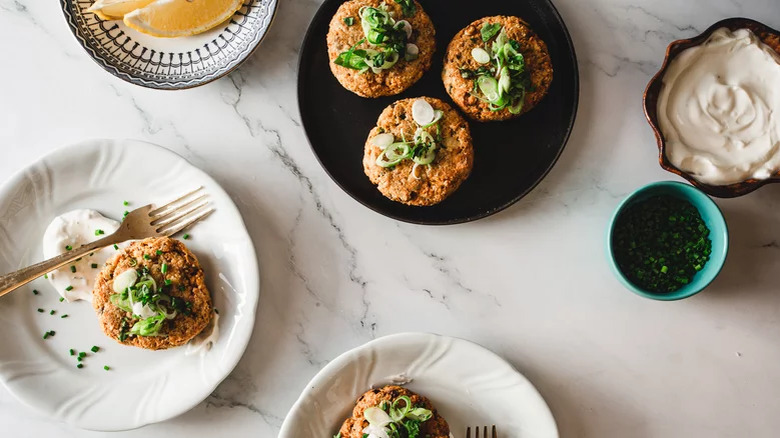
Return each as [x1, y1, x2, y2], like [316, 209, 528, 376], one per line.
[643, 17, 780, 198]
[607, 181, 729, 301]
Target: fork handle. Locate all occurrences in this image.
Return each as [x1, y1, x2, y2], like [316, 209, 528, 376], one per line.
[0, 236, 118, 298]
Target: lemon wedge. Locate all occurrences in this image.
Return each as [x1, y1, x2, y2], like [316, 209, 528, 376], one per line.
[87, 0, 156, 20]
[123, 0, 244, 38]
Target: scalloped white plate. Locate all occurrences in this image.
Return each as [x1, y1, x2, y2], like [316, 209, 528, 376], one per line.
[279, 333, 558, 438]
[0, 139, 259, 430]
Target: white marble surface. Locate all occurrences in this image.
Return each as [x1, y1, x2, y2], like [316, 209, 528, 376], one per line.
[1, 0, 780, 436]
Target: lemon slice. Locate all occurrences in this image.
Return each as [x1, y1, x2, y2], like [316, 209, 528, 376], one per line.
[86, 0, 156, 20]
[123, 0, 244, 38]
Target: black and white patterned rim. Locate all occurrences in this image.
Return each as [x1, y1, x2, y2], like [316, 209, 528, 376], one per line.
[61, 0, 278, 90]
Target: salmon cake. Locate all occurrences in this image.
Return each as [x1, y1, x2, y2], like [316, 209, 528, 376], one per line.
[442, 15, 553, 121]
[363, 97, 473, 206]
[92, 236, 212, 350]
[327, 0, 436, 97]
[337, 385, 450, 438]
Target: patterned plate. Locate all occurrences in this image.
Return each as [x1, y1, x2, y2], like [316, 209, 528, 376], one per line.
[60, 0, 278, 89]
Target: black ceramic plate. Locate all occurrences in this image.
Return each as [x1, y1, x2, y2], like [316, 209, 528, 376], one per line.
[298, 0, 579, 224]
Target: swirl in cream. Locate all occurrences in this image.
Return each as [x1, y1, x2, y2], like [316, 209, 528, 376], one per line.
[657, 27, 780, 186]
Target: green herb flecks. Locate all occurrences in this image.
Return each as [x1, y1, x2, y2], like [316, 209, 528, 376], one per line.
[104, 365, 110, 371]
[612, 195, 712, 293]
[95, 229, 104, 236]
[92, 263, 98, 269]
[33, 289, 39, 295]
[182, 234, 190, 240]
[343, 16, 355, 26]
[65, 285, 73, 291]
[91, 346, 100, 353]
[70, 266, 76, 273]
[65, 245, 72, 251]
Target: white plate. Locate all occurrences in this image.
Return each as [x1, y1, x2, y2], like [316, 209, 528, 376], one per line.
[279, 333, 558, 438]
[0, 139, 259, 430]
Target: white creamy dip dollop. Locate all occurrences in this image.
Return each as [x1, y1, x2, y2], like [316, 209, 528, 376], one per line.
[42, 209, 120, 302]
[657, 27, 780, 185]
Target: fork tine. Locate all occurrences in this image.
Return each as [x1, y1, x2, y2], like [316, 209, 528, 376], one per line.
[484, 426, 488, 438]
[151, 196, 210, 227]
[492, 425, 497, 438]
[158, 207, 215, 236]
[148, 186, 204, 217]
[466, 427, 471, 438]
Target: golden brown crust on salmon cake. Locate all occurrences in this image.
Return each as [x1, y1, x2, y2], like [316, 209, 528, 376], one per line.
[92, 237, 212, 350]
[442, 15, 553, 121]
[337, 385, 450, 438]
[327, 0, 435, 97]
[363, 97, 473, 206]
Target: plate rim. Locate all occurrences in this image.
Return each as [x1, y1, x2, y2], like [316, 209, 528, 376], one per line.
[59, 0, 280, 90]
[0, 138, 261, 430]
[278, 331, 559, 437]
[296, 0, 580, 225]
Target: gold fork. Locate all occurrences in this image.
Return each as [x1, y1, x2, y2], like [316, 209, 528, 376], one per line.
[0, 187, 214, 298]
[467, 425, 497, 438]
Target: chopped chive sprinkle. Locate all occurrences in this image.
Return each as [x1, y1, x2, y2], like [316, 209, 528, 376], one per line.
[77, 356, 82, 362]
[114, 244, 119, 250]
[344, 16, 355, 26]
[37, 308, 44, 313]
[214, 308, 219, 314]
[78, 352, 86, 358]
[123, 210, 129, 218]
[49, 330, 55, 336]
[65, 245, 72, 251]
[70, 266, 76, 273]
[59, 297, 65, 302]
[123, 201, 129, 206]
[95, 229, 104, 236]
[161, 263, 168, 274]
[65, 286, 73, 291]
[104, 365, 110, 371]
[182, 234, 190, 240]
[32, 289, 39, 295]
[75, 257, 82, 262]
[143, 254, 150, 260]
[91, 346, 100, 353]
[77, 364, 83, 369]
[49, 310, 55, 315]
[89, 252, 94, 256]
[61, 314, 69, 319]
[69, 349, 75, 356]
[91, 263, 98, 269]
[164, 279, 172, 286]
[178, 285, 186, 291]
[43, 331, 54, 339]
[156, 250, 163, 255]
[43, 273, 48, 279]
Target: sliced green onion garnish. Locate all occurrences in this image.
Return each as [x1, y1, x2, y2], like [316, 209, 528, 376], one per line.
[65, 245, 72, 251]
[104, 365, 110, 371]
[77, 364, 83, 369]
[114, 244, 119, 250]
[143, 254, 150, 260]
[70, 266, 76, 273]
[69, 349, 75, 356]
[343, 16, 354, 26]
[65, 286, 73, 291]
[37, 308, 44, 313]
[95, 229, 104, 236]
[91, 346, 100, 353]
[477, 76, 500, 102]
[156, 250, 163, 255]
[165, 279, 172, 286]
[59, 297, 65, 302]
[161, 263, 168, 274]
[123, 200, 129, 206]
[123, 210, 129, 218]
[92, 263, 98, 269]
[61, 314, 68, 318]
[33, 289, 39, 295]
[182, 234, 190, 240]
[78, 352, 86, 358]
[50, 310, 55, 315]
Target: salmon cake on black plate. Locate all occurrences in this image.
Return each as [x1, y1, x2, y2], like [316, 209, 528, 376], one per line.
[327, 0, 436, 97]
[442, 15, 553, 121]
[363, 97, 474, 206]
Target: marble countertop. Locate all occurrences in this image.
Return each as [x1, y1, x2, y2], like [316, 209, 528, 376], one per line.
[2, 0, 780, 436]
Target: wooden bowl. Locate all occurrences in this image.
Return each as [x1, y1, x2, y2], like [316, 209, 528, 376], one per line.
[643, 17, 780, 198]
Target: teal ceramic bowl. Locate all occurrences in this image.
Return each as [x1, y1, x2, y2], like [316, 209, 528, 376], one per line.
[607, 181, 729, 301]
